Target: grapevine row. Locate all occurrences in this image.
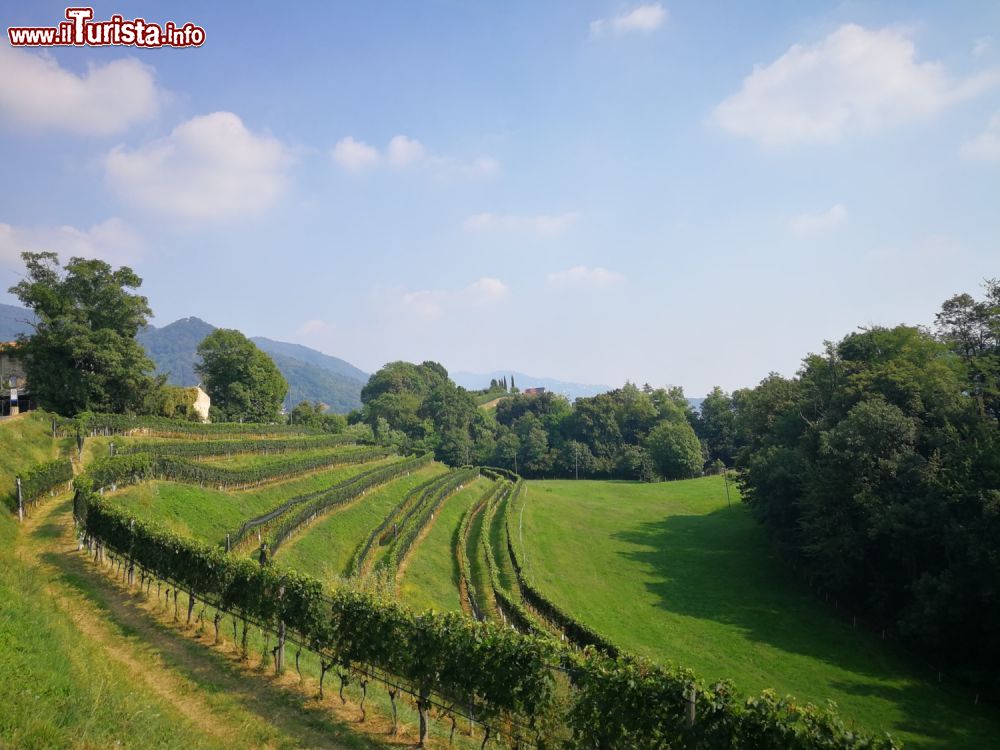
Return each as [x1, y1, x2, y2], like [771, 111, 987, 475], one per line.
[58, 412, 322, 439]
[350, 470, 455, 576]
[454, 478, 502, 620]
[117, 433, 357, 458]
[268, 454, 433, 555]
[378, 467, 480, 576]
[11, 457, 74, 511]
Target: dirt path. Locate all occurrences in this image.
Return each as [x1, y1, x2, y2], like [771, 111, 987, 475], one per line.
[16, 498, 416, 750]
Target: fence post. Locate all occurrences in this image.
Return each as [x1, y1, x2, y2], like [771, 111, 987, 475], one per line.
[686, 684, 696, 729]
[16, 476, 23, 523]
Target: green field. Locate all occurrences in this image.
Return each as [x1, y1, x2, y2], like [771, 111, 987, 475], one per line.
[107, 457, 396, 544]
[521, 476, 999, 749]
[397, 477, 486, 613]
[278, 462, 448, 582]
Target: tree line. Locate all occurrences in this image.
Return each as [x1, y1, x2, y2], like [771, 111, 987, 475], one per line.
[726, 281, 1000, 692]
[356, 361, 710, 480]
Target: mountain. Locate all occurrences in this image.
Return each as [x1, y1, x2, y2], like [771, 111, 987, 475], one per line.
[137, 317, 215, 387]
[451, 370, 610, 401]
[251, 337, 368, 384]
[0, 303, 36, 340]
[137, 317, 368, 413]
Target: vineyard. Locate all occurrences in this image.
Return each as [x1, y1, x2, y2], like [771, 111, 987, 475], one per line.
[3, 412, 997, 748]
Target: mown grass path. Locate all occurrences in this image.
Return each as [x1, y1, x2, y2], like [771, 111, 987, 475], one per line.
[523, 476, 1000, 749]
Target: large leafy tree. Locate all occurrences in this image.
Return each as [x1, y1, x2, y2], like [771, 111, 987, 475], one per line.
[9, 252, 157, 415]
[196, 328, 287, 422]
[643, 419, 703, 479]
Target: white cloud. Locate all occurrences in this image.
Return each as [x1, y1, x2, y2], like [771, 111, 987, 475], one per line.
[0, 45, 161, 136]
[297, 319, 336, 336]
[453, 156, 500, 178]
[105, 112, 292, 219]
[462, 212, 580, 235]
[330, 136, 380, 171]
[713, 24, 1000, 147]
[960, 113, 1000, 162]
[386, 135, 427, 167]
[397, 277, 510, 320]
[788, 204, 848, 237]
[547, 266, 624, 289]
[331, 134, 497, 177]
[0, 218, 143, 269]
[973, 37, 993, 58]
[590, 4, 668, 37]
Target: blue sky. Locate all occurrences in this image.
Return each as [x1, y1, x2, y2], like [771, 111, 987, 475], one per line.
[0, 1, 997, 395]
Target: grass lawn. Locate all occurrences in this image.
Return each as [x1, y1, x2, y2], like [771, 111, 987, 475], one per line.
[397, 477, 485, 614]
[107, 457, 396, 545]
[278, 463, 448, 583]
[0, 412, 64, 508]
[523, 476, 1000, 749]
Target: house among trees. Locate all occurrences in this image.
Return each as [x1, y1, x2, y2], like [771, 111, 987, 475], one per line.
[523, 387, 546, 395]
[0, 341, 33, 416]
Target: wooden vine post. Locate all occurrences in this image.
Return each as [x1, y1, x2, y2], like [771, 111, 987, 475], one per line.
[275, 581, 286, 674]
[15, 476, 23, 523]
[685, 684, 696, 729]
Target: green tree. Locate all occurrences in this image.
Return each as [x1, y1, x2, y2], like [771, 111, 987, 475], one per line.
[196, 329, 287, 422]
[9, 252, 157, 415]
[644, 420, 702, 479]
[695, 386, 736, 466]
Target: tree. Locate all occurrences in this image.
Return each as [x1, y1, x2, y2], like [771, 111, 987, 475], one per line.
[196, 329, 287, 422]
[9, 252, 158, 415]
[695, 386, 736, 466]
[644, 420, 702, 479]
[289, 400, 347, 432]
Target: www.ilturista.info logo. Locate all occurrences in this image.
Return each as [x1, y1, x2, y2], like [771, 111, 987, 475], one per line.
[8, 7, 205, 48]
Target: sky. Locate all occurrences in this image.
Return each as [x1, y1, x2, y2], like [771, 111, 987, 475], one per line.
[0, 1, 998, 396]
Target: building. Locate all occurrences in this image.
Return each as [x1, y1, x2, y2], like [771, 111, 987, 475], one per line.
[523, 387, 547, 396]
[0, 342, 32, 417]
[192, 386, 211, 423]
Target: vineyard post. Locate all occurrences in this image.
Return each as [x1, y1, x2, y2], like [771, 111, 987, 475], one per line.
[685, 684, 696, 729]
[723, 469, 731, 509]
[15, 476, 23, 522]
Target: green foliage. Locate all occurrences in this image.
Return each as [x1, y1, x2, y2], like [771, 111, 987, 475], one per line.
[734, 299, 1000, 688]
[196, 329, 288, 423]
[288, 400, 347, 432]
[267, 454, 432, 553]
[118, 433, 357, 458]
[645, 419, 704, 479]
[17, 457, 74, 507]
[9, 252, 158, 415]
[376, 467, 479, 576]
[63, 411, 320, 438]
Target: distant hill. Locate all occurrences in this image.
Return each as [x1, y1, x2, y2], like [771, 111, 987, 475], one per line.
[0, 302, 36, 340]
[452, 370, 610, 401]
[251, 337, 368, 384]
[138, 317, 368, 413]
[1, 303, 367, 413]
